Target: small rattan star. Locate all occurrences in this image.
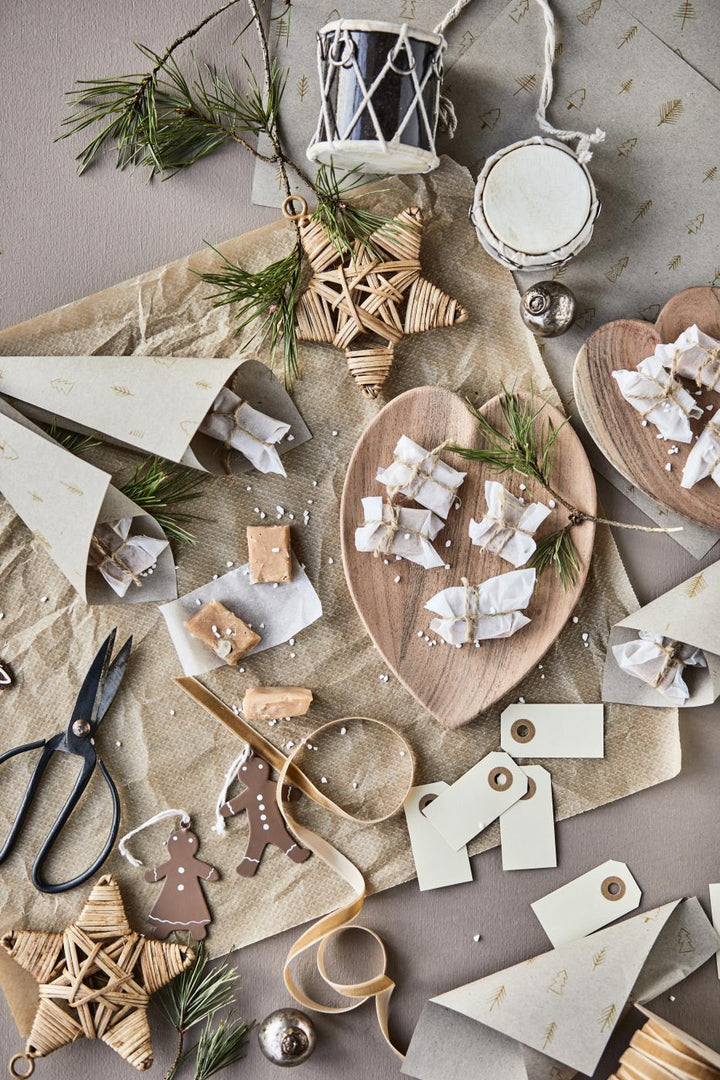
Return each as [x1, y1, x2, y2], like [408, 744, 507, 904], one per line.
[2, 874, 194, 1075]
[285, 199, 469, 398]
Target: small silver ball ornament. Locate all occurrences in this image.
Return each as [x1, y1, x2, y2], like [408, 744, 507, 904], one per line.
[257, 1009, 317, 1067]
[520, 281, 576, 337]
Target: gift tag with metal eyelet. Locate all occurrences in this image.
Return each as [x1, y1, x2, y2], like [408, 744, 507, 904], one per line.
[404, 783, 473, 892]
[499, 765, 556, 871]
[531, 859, 642, 946]
[501, 703, 604, 758]
[422, 751, 528, 851]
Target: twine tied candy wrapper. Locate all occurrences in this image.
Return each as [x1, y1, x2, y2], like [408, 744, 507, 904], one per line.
[355, 496, 445, 568]
[2, 875, 194, 1076]
[612, 355, 703, 443]
[683, 412, 720, 490]
[283, 196, 468, 399]
[198, 386, 291, 476]
[611, 631, 707, 706]
[174, 677, 415, 1059]
[656, 324, 720, 393]
[376, 436, 465, 519]
[469, 480, 551, 568]
[425, 569, 536, 646]
[89, 518, 169, 598]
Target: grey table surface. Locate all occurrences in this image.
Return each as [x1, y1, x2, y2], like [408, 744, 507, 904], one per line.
[1, 2, 719, 1078]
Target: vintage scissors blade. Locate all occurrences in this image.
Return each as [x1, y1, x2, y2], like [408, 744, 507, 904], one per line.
[68, 628, 117, 736]
[96, 635, 133, 727]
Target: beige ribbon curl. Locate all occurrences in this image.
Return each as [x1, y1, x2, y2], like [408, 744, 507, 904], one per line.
[175, 677, 415, 1059]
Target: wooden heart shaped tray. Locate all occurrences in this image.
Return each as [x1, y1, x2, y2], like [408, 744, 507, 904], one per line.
[340, 386, 596, 728]
[573, 286, 720, 530]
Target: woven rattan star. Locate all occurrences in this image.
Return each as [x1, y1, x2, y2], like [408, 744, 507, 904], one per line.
[286, 200, 469, 398]
[2, 874, 194, 1075]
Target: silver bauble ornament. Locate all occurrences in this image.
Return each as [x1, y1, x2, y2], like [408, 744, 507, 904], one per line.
[519, 281, 576, 337]
[257, 1009, 317, 1068]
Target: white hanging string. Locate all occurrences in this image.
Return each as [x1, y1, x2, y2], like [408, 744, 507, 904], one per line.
[213, 744, 251, 836]
[434, 0, 605, 162]
[118, 809, 191, 868]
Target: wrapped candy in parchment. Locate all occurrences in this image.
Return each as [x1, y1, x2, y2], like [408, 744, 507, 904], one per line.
[425, 569, 536, 646]
[89, 518, 170, 598]
[468, 480, 551, 568]
[611, 631, 707, 705]
[612, 355, 702, 442]
[198, 386, 290, 476]
[355, 496, 445, 568]
[376, 436, 466, 519]
[656, 323, 720, 391]
[682, 409, 720, 489]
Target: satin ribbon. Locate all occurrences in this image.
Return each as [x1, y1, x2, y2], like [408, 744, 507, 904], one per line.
[175, 677, 415, 1058]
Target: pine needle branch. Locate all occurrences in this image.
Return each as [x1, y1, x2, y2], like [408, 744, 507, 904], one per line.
[120, 455, 208, 544]
[189, 1014, 254, 1080]
[312, 161, 394, 257]
[160, 944, 245, 1080]
[46, 417, 103, 455]
[198, 243, 302, 389]
[529, 527, 581, 589]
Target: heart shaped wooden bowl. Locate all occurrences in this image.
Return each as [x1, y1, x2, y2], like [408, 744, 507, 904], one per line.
[573, 286, 720, 530]
[340, 387, 596, 727]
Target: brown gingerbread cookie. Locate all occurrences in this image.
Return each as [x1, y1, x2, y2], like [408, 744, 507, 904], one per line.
[144, 822, 219, 940]
[220, 751, 311, 877]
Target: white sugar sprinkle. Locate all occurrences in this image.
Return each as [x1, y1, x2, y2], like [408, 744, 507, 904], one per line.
[572, 616, 579, 624]
[321, 776, 328, 784]
[444, 563, 451, 570]
[169, 709, 175, 716]
[665, 462, 672, 472]
[340, 726, 347, 735]
[519, 484, 526, 491]
[290, 652, 296, 658]
[383, 558, 389, 565]
[454, 501, 460, 511]
[417, 630, 423, 637]
[253, 507, 259, 514]
[271, 547, 280, 553]
[287, 433, 295, 441]
[276, 506, 284, 514]
[246, 485, 252, 492]
[289, 637, 295, 646]
[548, 500, 556, 509]
[332, 430, 338, 437]
[226, 561, 234, 568]
[259, 512, 266, 520]
[40, 596, 48, 603]
[394, 575, 401, 583]
[472, 934, 481, 942]
[518, 696, 525, 704]
[445, 540, 452, 547]
[273, 583, 279, 589]
[352, 781, 359, 789]
[312, 480, 318, 487]
[641, 420, 648, 427]
[582, 632, 589, 641]
[328, 557, 334, 565]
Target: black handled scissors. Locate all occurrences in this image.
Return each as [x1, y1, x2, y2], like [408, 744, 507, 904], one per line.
[0, 628, 132, 894]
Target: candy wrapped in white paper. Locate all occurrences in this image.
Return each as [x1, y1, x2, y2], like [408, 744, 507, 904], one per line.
[656, 324, 720, 391]
[198, 386, 291, 475]
[376, 436, 466, 519]
[89, 518, 169, 597]
[355, 496, 445, 569]
[469, 481, 551, 568]
[612, 356, 702, 443]
[425, 569, 536, 646]
[611, 631, 706, 705]
[682, 410, 720, 489]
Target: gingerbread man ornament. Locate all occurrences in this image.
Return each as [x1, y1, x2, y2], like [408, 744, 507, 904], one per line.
[220, 751, 311, 877]
[144, 822, 219, 940]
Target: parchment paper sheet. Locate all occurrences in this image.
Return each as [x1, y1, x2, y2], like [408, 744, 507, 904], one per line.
[0, 159, 679, 1035]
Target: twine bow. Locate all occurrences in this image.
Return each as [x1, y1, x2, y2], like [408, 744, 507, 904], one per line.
[387, 440, 455, 503]
[692, 344, 720, 391]
[627, 362, 692, 420]
[454, 577, 514, 643]
[369, 501, 430, 557]
[89, 532, 142, 588]
[481, 487, 534, 554]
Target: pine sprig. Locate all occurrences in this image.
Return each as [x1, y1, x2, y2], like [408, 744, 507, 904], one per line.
[312, 161, 393, 258]
[190, 1014, 254, 1080]
[159, 943, 251, 1080]
[529, 527, 581, 589]
[198, 244, 302, 390]
[120, 455, 208, 544]
[46, 417, 103, 455]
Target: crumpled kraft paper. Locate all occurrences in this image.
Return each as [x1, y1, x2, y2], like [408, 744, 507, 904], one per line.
[0, 158, 679, 1036]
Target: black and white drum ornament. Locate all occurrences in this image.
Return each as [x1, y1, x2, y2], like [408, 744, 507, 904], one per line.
[306, 19, 446, 175]
[470, 0, 605, 271]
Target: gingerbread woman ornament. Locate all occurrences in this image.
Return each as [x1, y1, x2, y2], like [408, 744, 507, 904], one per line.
[144, 822, 219, 940]
[220, 751, 311, 877]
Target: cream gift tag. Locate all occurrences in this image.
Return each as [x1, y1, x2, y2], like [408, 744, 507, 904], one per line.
[709, 884, 720, 980]
[531, 859, 642, 947]
[499, 766, 556, 872]
[404, 783, 473, 892]
[500, 703, 604, 758]
[422, 751, 528, 852]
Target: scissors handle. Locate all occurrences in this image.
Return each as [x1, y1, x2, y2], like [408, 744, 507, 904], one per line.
[0, 740, 53, 866]
[31, 757, 121, 894]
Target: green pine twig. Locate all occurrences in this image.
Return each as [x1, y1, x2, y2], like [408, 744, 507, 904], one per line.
[120, 455, 208, 544]
[529, 528, 581, 591]
[189, 1014, 254, 1080]
[46, 417, 103, 455]
[312, 161, 394, 258]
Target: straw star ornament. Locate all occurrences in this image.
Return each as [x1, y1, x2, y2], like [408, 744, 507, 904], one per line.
[2, 875, 194, 1075]
[284, 197, 469, 398]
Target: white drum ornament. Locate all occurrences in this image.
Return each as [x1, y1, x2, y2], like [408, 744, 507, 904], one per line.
[471, 137, 600, 271]
[307, 19, 445, 175]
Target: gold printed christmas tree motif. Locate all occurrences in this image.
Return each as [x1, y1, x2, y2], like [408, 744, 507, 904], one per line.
[566, 88, 587, 110]
[577, 0, 602, 26]
[617, 137, 638, 157]
[633, 199, 652, 221]
[618, 24, 638, 47]
[548, 969, 569, 996]
[668, 254, 683, 270]
[598, 1003, 617, 1032]
[605, 256, 629, 282]
[685, 213, 704, 234]
[677, 926, 695, 953]
[592, 947, 607, 969]
[479, 109, 501, 131]
[1, 875, 194, 1072]
[296, 74, 309, 102]
[543, 1021, 558, 1049]
[514, 73, 537, 95]
[619, 78, 634, 94]
[488, 985, 507, 1011]
[509, 0, 531, 23]
[658, 99, 684, 125]
[290, 203, 468, 398]
[675, 1, 696, 30]
[685, 570, 706, 596]
[703, 166, 717, 182]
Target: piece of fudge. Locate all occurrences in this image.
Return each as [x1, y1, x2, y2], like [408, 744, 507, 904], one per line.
[185, 599, 261, 666]
[242, 686, 313, 720]
[247, 524, 292, 584]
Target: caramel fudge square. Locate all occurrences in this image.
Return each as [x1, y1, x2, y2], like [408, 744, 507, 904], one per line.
[185, 599, 261, 666]
[247, 524, 292, 584]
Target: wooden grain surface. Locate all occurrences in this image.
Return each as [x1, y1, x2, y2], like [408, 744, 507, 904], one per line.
[340, 387, 596, 727]
[574, 287, 720, 531]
